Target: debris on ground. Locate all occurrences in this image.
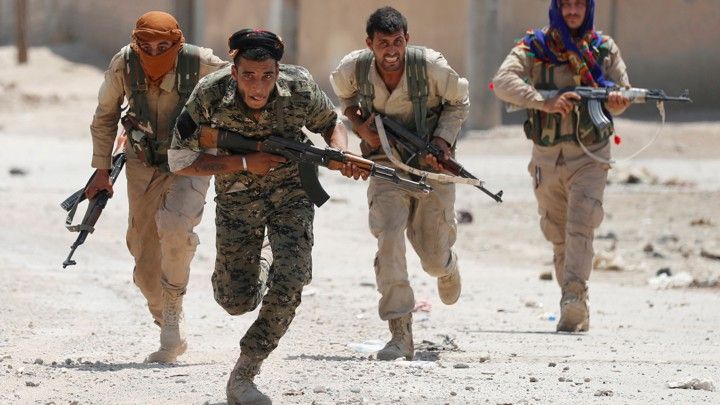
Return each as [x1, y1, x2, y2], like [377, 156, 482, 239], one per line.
[593, 251, 626, 271]
[662, 177, 696, 187]
[690, 218, 714, 227]
[539, 313, 557, 321]
[608, 167, 658, 185]
[283, 389, 304, 396]
[455, 210, 473, 224]
[346, 340, 385, 354]
[524, 299, 543, 309]
[539, 271, 553, 281]
[9, 167, 27, 176]
[667, 377, 716, 392]
[415, 335, 460, 352]
[656, 234, 679, 245]
[700, 247, 720, 261]
[648, 272, 694, 289]
[656, 268, 672, 277]
[597, 231, 618, 240]
[413, 299, 432, 313]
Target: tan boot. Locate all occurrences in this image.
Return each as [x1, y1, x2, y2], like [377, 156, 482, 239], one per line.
[227, 353, 272, 405]
[437, 267, 461, 305]
[145, 289, 187, 363]
[377, 313, 414, 361]
[556, 281, 590, 332]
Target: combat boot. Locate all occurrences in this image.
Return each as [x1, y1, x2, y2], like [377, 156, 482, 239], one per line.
[437, 267, 461, 305]
[145, 289, 187, 363]
[556, 281, 590, 332]
[227, 353, 272, 405]
[377, 313, 414, 361]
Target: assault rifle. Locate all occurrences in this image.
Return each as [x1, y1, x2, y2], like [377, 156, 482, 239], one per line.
[376, 115, 504, 203]
[61, 135, 127, 268]
[198, 127, 432, 207]
[506, 87, 692, 135]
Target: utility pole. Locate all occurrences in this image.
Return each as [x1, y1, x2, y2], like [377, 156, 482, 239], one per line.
[268, 0, 299, 65]
[16, 0, 28, 64]
[467, 0, 501, 130]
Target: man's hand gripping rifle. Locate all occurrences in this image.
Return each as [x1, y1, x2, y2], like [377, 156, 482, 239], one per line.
[198, 127, 432, 207]
[560, 87, 689, 134]
[374, 115, 504, 203]
[61, 129, 128, 268]
[508, 87, 692, 134]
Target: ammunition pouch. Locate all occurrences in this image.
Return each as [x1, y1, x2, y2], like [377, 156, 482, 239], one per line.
[524, 103, 613, 147]
[122, 116, 170, 172]
[576, 99, 613, 146]
[523, 110, 574, 146]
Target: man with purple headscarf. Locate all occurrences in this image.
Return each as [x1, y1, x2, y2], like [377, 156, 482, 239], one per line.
[492, 0, 631, 332]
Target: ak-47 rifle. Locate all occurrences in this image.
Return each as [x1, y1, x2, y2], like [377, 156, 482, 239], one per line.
[375, 115, 504, 203]
[197, 127, 432, 207]
[505, 86, 692, 136]
[61, 132, 127, 268]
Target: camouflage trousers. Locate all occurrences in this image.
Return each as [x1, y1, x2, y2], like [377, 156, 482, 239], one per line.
[212, 173, 314, 360]
[125, 158, 210, 325]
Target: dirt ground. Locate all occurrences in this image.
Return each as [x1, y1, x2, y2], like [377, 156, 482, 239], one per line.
[1, 45, 719, 404]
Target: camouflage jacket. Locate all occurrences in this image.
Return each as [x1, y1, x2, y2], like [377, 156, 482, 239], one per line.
[169, 64, 338, 194]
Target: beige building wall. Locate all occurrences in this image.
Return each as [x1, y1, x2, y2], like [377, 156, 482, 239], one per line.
[3, 0, 717, 117]
[296, 0, 470, 92]
[197, 0, 717, 117]
[71, 0, 173, 55]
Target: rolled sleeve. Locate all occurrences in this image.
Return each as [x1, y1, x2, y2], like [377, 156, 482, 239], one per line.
[167, 148, 201, 172]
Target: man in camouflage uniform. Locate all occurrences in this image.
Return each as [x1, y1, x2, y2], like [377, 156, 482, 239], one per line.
[169, 29, 363, 404]
[85, 11, 247, 363]
[330, 7, 470, 361]
[493, 0, 631, 332]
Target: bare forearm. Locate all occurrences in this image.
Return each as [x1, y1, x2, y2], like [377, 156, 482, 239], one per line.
[175, 153, 245, 176]
[326, 122, 349, 150]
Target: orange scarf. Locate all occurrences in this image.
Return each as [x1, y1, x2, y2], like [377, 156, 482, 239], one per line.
[130, 11, 185, 82]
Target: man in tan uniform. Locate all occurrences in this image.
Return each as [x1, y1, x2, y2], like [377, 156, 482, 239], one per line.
[330, 6, 469, 360]
[493, 0, 631, 332]
[85, 11, 237, 362]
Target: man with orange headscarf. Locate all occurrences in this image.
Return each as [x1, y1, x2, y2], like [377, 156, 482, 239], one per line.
[85, 11, 251, 363]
